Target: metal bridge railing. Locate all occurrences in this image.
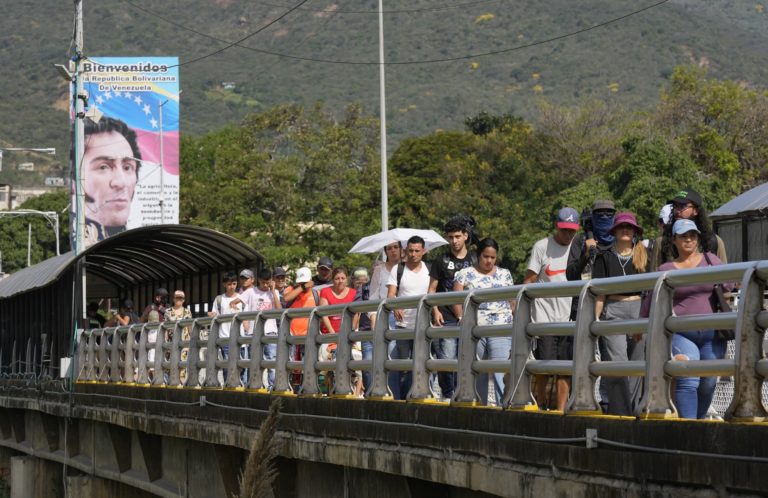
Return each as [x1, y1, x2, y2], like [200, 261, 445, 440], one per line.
[74, 260, 768, 421]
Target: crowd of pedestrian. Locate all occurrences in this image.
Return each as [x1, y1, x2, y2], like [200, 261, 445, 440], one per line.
[89, 185, 730, 418]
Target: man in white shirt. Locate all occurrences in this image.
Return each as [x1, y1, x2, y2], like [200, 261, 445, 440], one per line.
[524, 207, 579, 411]
[208, 272, 245, 384]
[387, 236, 430, 399]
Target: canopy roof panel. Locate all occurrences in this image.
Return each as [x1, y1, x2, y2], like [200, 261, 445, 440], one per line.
[0, 225, 263, 299]
[711, 182, 768, 218]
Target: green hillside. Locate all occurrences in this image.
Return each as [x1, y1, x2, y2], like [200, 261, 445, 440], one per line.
[1, 0, 767, 171]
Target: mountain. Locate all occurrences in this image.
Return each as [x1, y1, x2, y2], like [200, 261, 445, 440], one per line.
[1, 0, 767, 179]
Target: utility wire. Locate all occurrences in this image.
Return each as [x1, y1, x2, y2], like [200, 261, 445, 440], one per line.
[246, 0, 506, 14]
[121, 0, 670, 66]
[171, 0, 313, 68]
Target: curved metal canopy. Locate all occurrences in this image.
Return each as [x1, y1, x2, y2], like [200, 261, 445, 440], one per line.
[0, 224, 264, 299]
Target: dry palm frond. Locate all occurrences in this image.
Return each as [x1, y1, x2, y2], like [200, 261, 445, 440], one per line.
[237, 397, 282, 498]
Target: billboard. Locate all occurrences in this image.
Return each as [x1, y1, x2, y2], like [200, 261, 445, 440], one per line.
[71, 56, 180, 249]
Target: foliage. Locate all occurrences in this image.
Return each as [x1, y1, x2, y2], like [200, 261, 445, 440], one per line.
[173, 68, 765, 281]
[0, 189, 70, 273]
[180, 103, 381, 271]
[2, 0, 768, 173]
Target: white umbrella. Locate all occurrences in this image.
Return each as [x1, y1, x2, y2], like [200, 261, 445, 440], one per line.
[348, 228, 448, 254]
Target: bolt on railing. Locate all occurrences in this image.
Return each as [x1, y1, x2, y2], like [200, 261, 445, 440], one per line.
[74, 260, 768, 421]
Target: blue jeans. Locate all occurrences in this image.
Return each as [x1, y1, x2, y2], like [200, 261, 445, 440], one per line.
[391, 334, 413, 400]
[475, 336, 512, 405]
[671, 330, 725, 419]
[263, 342, 277, 388]
[240, 345, 250, 385]
[436, 320, 458, 399]
[362, 340, 373, 394]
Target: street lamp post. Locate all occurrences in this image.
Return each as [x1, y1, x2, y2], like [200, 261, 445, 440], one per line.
[0, 209, 61, 257]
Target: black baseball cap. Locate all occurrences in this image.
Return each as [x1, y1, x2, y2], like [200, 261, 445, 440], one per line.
[318, 256, 333, 269]
[273, 266, 287, 277]
[669, 187, 703, 208]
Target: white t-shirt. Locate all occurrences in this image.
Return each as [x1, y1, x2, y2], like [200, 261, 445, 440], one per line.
[212, 292, 245, 338]
[387, 262, 430, 328]
[526, 235, 572, 323]
[249, 287, 279, 336]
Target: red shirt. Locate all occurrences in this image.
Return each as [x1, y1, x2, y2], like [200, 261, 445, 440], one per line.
[319, 286, 356, 334]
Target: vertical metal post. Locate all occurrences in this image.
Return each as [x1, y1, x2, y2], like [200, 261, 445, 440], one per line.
[332, 307, 355, 397]
[300, 310, 322, 396]
[567, 282, 601, 414]
[378, 0, 388, 231]
[726, 264, 768, 421]
[505, 288, 537, 409]
[453, 292, 481, 406]
[368, 301, 393, 399]
[158, 99, 167, 224]
[248, 314, 268, 392]
[272, 311, 294, 394]
[27, 223, 31, 267]
[407, 297, 433, 401]
[637, 273, 676, 418]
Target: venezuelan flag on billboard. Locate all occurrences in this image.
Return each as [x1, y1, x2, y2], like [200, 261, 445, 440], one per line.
[72, 56, 179, 248]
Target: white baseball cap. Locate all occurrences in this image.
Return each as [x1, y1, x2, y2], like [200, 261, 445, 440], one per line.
[295, 267, 312, 284]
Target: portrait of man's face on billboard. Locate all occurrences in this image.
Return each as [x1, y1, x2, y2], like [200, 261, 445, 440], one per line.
[77, 117, 142, 245]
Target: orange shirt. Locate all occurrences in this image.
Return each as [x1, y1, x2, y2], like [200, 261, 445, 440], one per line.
[286, 287, 318, 336]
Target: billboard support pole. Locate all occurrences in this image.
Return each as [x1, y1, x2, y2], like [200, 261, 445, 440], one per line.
[159, 99, 167, 225]
[72, 0, 87, 376]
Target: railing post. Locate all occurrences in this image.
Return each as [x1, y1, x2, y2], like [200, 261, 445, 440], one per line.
[97, 330, 110, 382]
[186, 320, 202, 388]
[25, 338, 32, 377]
[407, 296, 434, 401]
[637, 273, 676, 418]
[75, 333, 86, 381]
[204, 320, 221, 387]
[332, 307, 355, 397]
[567, 282, 601, 414]
[453, 291, 481, 406]
[137, 324, 150, 385]
[109, 328, 121, 382]
[300, 310, 322, 396]
[272, 312, 294, 394]
[225, 315, 243, 388]
[247, 314, 267, 392]
[168, 321, 181, 387]
[505, 287, 536, 409]
[11, 340, 17, 377]
[152, 324, 164, 386]
[368, 301, 393, 399]
[84, 331, 96, 382]
[123, 326, 136, 384]
[726, 264, 768, 421]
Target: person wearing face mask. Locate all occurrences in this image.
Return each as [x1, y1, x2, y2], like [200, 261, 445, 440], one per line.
[566, 200, 617, 283]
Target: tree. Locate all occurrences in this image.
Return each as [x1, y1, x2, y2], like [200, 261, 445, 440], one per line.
[0, 189, 69, 273]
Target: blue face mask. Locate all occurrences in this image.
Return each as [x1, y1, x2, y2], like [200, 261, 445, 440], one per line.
[592, 212, 615, 245]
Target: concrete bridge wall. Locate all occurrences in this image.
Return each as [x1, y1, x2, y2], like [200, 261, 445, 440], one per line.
[0, 383, 766, 497]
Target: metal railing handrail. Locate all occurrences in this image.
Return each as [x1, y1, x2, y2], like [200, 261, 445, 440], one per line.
[70, 260, 768, 421]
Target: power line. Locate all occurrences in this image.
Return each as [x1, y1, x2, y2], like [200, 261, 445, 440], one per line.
[171, 0, 313, 69]
[246, 0, 506, 14]
[122, 0, 671, 66]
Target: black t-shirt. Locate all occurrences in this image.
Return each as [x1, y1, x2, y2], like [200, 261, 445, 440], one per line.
[429, 251, 475, 322]
[592, 248, 644, 296]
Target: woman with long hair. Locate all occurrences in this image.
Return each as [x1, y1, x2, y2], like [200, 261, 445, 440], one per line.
[658, 219, 728, 419]
[653, 187, 727, 270]
[453, 237, 515, 405]
[592, 212, 648, 415]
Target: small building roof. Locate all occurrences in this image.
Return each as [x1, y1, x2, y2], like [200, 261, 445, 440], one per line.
[711, 182, 768, 218]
